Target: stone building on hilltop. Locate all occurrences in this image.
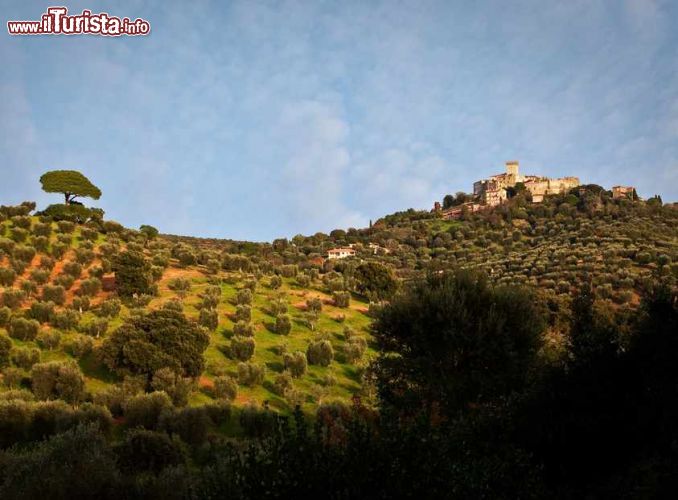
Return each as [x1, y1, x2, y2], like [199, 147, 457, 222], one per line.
[473, 161, 579, 206]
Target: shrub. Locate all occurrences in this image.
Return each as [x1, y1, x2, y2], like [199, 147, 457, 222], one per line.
[0, 306, 10, 327]
[30, 268, 50, 285]
[78, 317, 108, 338]
[160, 406, 211, 446]
[71, 296, 90, 312]
[77, 277, 101, 297]
[31, 361, 85, 403]
[62, 261, 83, 278]
[113, 250, 154, 298]
[28, 301, 55, 323]
[199, 308, 219, 330]
[19, 280, 37, 297]
[10, 227, 28, 243]
[94, 298, 121, 318]
[0, 267, 16, 286]
[237, 362, 265, 386]
[40, 285, 65, 306]
[307, 340, 334, 367]
[343, 337, 367, 364]
[230, 336, 256, 361]
[33, 236, 49, 252]
[123, 391, 173, 430]
[8, 317, 40, 341]
[213, 376, 238, 401]
[273, 371, 293, 396]
[275, 314, 292, 335]
[50, 242, 68, 259]
[151, 368, 194, 407]
[333, 291, 351, 308]
[80, 227, 99, 242]
[13, 245, 36, 263]
[307, 297, 322, 313]
[99, 309, 209, 379]
[0, 333, 12, 368]
[115, 429, 186, 474]
[283, 351, 308, 378]
[235, 304, 251, 323]
[37, 329, 61, 350]
[32, 222, 52, 237]
[236, 288, 253, 305]
[239, 402, 276, 437]
[53, 274, 75, 290]
[74, 248, 95, 265]
[233, 320, 254, 337]
[162, 299, 184, 312]
[269, 275, 282, 289]
[68, 335, 94, 358]
[168, 277, 191, 296]
[11, 347, 40, 370]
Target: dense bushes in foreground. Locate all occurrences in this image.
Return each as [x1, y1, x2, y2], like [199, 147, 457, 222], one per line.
[0, 272, 675, 498]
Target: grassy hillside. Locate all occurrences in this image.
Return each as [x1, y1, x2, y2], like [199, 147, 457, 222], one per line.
[0, 187, 676, 427]
[0, 214, 375, 419]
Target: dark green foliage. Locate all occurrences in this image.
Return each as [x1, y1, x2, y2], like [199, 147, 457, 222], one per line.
[198, 308, 219, 330]
[2, 289, 25, 309]
[374, 270, 544, 416]
[68, 335, 94, 358]
[41, 203, 104, 223]
[76, 277, 101, 297]
[0, 306, 10, 327]
[123, 391, 173, 430]
[233, 320, 254, 337]
[70, 296, 90, 312]
[99, 309, 209, 380]
[306, 340, 334, 366]
[230, 336, 256, 361]
[0, 424, 118, 499]
[332, 291, 351, 308]
[151, 368, 193, 407]
[114, 429, 185, 474]
[32, 222, 52, 237]
[235, 304, 251, 323]
[78, 317, 108, 338]
[139, 224, 159, 240]
[283, 351, 308, 378]
[0, 333, 12, 368]
[213, 375, 238, 401]
[31, 361, 85, 403]
[10, 347, 40, 370]
[355, 261, 398, 301]
[236, 288, 252, 305]
[160, 406, 211, 446]
[0, 267, 16, 286]
[275, 313, 292, 335]
[29, 268, 49, 285]
[269, 275, 282, 289]
[306, 297, 322, 313]
[8, 317, 39, 341]
[28, 301, 55, 323]
[62, 261, 82, 278]
[36, 329, 61, 350]
[113, 250, 154, 298]
[40, 170, 102, 204]
[42, 285, 66, 305]
[94, 298, 121, 318]
[237, 362, 265, 386]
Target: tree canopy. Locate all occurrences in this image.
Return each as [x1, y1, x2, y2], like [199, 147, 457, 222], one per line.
[373, 270, 545, 417]
[39, 170, 102, 205]
[99, 309, 210, 382]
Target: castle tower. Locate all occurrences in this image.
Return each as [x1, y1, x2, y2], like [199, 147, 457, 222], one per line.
[505, 160, 519, 177]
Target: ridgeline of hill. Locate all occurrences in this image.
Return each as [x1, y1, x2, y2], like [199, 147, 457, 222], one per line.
[0, 185, 676, 431]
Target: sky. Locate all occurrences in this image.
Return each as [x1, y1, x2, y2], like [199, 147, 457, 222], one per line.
[1, 0, 677, 241]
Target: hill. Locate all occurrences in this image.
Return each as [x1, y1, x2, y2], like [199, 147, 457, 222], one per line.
[0, 186, 676, 432]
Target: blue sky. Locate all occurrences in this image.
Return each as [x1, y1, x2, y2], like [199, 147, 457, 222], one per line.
[1, 0, 677, 241]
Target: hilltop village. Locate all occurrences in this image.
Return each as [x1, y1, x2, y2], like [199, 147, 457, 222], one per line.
[434, 161, 636, 220]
